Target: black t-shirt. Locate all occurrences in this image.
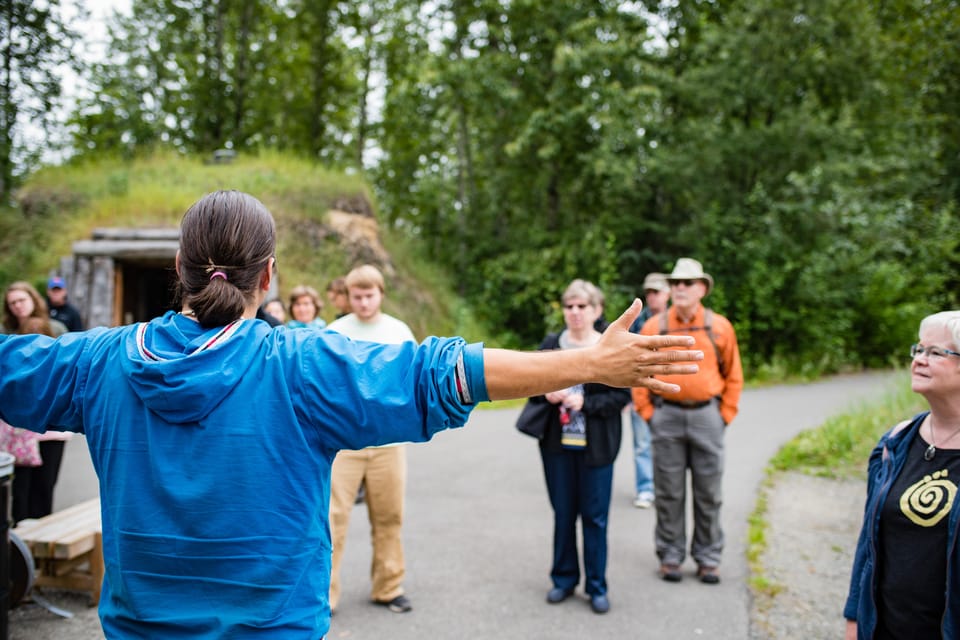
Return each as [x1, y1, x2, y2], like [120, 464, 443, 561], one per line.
[876, 433, 960, 639]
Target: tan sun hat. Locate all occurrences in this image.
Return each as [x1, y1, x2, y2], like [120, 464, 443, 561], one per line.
[667, 258, 713, 295]
[641, 273, 669, 293]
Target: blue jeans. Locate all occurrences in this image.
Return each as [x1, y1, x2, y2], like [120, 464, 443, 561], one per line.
[540, 448, 614, 596]
[630, 409, 654, 495]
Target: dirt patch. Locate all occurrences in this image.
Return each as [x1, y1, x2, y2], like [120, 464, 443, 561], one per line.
[326, 209, 394, 273]
[750, 471, 866, 639]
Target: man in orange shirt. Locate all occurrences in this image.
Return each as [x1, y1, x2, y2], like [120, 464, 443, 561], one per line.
[632, 258, 743, 585]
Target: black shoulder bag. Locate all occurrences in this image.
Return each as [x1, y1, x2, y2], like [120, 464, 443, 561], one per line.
[515, 400, 554, 440]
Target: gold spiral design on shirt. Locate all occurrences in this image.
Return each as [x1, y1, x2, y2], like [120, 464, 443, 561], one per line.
[899, 469, 956, 527]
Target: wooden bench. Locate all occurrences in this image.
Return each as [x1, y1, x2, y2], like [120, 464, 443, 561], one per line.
[12, 497, 104, 606]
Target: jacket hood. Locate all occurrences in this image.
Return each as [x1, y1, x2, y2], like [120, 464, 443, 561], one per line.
[121, 311, 272, 424]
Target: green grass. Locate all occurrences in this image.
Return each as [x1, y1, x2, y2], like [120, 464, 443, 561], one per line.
[484, 398, 527, 410]
[746, 476, 779, 596]
[747, 369, 925, 604]
[768, 370, 925, 479]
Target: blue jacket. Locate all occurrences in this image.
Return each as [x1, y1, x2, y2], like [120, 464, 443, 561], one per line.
[286, 318, 327, 330]
[844, 411, 960, 639]
[0, 311, 487, 638]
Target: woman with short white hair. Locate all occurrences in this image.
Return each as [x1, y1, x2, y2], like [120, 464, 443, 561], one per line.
[845, 311, 960, 639]
[531, 279, 631, 615]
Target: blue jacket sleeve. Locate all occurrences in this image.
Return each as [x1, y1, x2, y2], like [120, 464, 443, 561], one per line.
[291, 333, 487, 450]
[0, 330, 101, 433]
[844, 435, 887, 621]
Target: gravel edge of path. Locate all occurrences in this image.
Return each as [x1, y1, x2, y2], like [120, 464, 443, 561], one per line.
[749, 470, 866, 639]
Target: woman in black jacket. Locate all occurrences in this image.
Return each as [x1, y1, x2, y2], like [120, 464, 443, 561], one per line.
[531, 279, 631, 614]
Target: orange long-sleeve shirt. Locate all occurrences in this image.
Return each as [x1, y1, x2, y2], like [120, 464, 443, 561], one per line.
[632, 305, 743, 425]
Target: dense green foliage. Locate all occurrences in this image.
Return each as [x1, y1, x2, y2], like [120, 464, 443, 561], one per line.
[370, 0, 960, 366]
[3, 0, 958, 374]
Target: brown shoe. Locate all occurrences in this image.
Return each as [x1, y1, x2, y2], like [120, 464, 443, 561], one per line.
[659, 563, 682, 582]
[697, 565, 720, 584]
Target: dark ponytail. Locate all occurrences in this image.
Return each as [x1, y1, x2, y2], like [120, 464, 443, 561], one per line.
[177, 191, 276, 328]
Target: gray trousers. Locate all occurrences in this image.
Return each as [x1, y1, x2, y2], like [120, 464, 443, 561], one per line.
[649, 400, 725, 567]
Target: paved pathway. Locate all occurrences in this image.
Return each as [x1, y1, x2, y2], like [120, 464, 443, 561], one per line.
[14, 370, 900, 639]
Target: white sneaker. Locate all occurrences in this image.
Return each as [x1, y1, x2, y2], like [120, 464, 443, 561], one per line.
[633, 492, 654, 509]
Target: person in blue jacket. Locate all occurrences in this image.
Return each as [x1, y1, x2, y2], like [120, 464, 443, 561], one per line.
[0, 190, 703, 639]
[286, 284, 327, 330]
[844, 310, 960, 640]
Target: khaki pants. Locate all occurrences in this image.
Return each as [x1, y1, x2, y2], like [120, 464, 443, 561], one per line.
[329, 445, 407, 610]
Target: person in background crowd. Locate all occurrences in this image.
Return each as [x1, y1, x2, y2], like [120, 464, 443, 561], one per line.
[845, 311, 960, 640]
[46, 276, 84, 332]
[262, 298, 286, 325]
[0, 189, 703, 638]
[326, 277, 351, 319]
[633, 258, 743, 585]
[628, 273, 671, 509]
[326, 264, 418, 614]
[286, 285, 327, 330]
[529, 279, 630, 615]
[3, 281, 66, 337]
[629, 273, 670, 334]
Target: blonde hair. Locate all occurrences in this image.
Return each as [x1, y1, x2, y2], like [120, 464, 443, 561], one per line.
[345, 265, 385, 293]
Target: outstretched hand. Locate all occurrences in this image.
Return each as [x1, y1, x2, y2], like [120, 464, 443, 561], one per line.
[482, 299, 703, 401]
[593, 299, 701, 393]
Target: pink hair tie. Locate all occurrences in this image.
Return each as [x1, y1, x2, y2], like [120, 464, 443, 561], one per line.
[210, 271, 228, 282]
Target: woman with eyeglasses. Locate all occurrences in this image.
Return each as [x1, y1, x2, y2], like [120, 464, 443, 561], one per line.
[845, 311, 960, 639]
[527, 279, 631, 615]
[2, 281, 66, 336]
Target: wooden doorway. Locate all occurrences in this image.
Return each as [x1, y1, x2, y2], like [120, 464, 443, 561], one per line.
[114, 260, 178, 326]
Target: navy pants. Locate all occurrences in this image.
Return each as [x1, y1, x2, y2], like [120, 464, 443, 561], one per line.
[540, 447, 614, 596]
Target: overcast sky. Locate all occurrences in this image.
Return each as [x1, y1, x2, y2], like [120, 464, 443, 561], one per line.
[68, 0, 130, 64]
[26, 0, 131, 165]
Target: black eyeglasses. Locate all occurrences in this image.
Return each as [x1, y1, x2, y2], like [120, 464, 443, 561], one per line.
[670, 279, 698, 287]
[563, 303, 590, 310]
[911, 343, 960, 359]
